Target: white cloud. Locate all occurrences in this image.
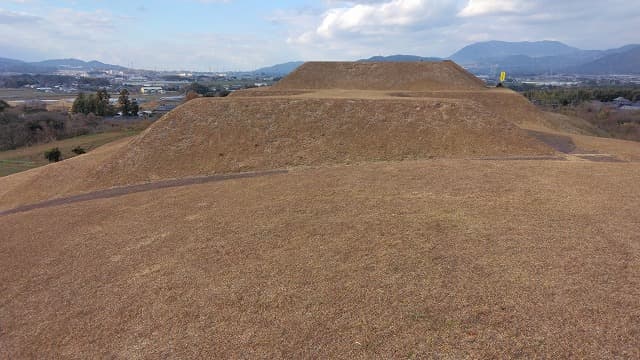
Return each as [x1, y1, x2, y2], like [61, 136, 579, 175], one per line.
[134, 32, 294, 71]
[0, 8, 41, 24]
[3, 0, 640, 70]
[291, 0, 461, 44]
[0, 7, 130, 63]
[281, 0, 640, 61]
[458, 0, 521, 17]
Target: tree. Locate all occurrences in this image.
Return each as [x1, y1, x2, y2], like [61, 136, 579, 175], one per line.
[71, 92, 87, 114]
[0, 99, 9, 112]
[117, 89, 139, 116]
[44, 147, 62, 162]
[203, 86, 230, 97]
[186, 82, 209, 95]
[185, 90, 199, 102]
[130, 98, 139, 116]
[96, 89, 111, 116]
[72, 90, 112, 116]
[118, 89, 131, 115]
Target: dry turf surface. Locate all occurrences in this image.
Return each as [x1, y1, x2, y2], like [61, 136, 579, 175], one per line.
[0, 90, 560, 211]
[1, 62, 640, 358]
[273, 61, 486, 91]
[1, 160, 639, 358]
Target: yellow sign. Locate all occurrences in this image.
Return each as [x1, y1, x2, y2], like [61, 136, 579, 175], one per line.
[500, 71, 507, 82]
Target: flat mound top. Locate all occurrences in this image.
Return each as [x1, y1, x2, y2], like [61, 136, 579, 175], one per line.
[272, 61, 487, 91]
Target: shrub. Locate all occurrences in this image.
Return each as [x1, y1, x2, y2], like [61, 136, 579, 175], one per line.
[185, 90, 200, 102]
[72, 146, 86, 155]
[186, 82, 210, 95]
[44, 147, 62, 162]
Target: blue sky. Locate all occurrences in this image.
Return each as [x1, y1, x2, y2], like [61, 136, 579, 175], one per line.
[1, 0, 639, 71]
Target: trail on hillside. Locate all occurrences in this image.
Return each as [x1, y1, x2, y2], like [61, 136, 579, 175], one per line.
[0, 169, 288, 217]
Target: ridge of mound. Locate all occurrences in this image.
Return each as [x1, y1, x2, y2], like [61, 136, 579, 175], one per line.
[90, 97, 552, 185]
[272, 61, 486, 91]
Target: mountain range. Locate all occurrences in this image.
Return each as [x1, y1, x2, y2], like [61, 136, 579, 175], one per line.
[448, 40, 640, 75]
[252, 61, 305, 77]
[256, 40, 640, 76]
[568, 46, 640, 74]
[2, 40, 639, 77]
[0, 58, 126, 73]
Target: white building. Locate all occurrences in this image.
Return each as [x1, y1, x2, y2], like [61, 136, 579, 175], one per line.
[141, 86, 165, 94]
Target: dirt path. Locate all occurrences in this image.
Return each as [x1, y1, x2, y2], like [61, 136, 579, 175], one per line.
[524, 129, 628, 162]
[525, 129, 578, 153]
[0, 169, 288, 217]
[471, 155, 566, 161]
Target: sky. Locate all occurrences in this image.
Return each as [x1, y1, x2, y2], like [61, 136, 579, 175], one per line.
[1, 0, 639, 71]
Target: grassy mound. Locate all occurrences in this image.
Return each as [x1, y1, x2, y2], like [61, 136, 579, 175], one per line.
[94, 97, 553, 184]
[272, 61, 487, 91]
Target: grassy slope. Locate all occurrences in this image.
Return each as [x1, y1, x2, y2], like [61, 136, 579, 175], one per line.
[1, 159, 639, 358]
[273, 61, 486, 91]
[0, 131, 139, 177]
[93, 96, 552, 185]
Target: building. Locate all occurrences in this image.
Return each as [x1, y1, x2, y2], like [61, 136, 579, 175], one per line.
[154, 103, 178, 113]
[612, 97, 632, 107]
[620, 103, 640, 111]
[141, 86, 165, 94]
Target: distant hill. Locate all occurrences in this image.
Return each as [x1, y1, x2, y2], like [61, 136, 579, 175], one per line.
[258, 41, 640, 77]
[602, 44, 640, 56]
[0, 58, 25, 67]
[358, 55, 442, 62]
[460, 52, 603, 75]
[450, 41, 580, 63]
[569, 46, 640, 74]
[449, 41, 640, 75]
[0, 58, 39, 73]
[0, 57, 126, 73]
[253, 61, 304, 76]
[5, 40, 639, 77]
[31, 59, 126, 71]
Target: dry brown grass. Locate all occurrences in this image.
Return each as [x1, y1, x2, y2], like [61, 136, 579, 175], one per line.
[0, 89, 563, 211]
[1, 159, 639, 358]
[94, 96, 552, 184]
[273, 61, 486, 91]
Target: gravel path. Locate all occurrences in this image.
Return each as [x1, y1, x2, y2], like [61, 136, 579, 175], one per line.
[0, 169, 288, 217]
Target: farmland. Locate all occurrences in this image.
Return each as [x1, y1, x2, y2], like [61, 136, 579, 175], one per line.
[0, 131, 139, 177]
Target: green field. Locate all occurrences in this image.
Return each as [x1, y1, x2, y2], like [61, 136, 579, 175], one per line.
[0, 88, 75, 101]
[0, 131, 138, 177]
[0, 88, 182, 102]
